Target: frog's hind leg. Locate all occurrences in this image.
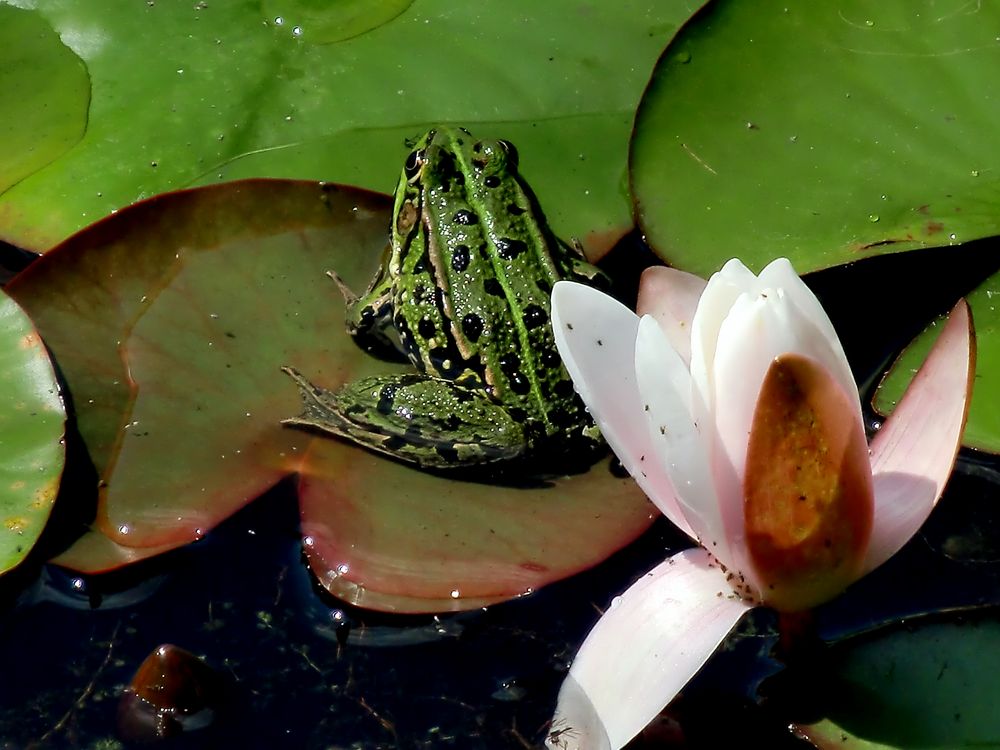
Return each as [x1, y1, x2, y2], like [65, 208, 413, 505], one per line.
[281, 367, 527, 469]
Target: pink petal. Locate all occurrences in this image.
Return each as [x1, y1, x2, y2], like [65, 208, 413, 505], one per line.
[551, 282, 694, 537]
[863, 299, 976, 574]
[636, 266, 708, 367]
[547, 547, 754, 750]
[634, 315, 729, 565]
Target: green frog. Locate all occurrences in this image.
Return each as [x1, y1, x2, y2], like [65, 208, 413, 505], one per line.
[283, 126, 606, 471]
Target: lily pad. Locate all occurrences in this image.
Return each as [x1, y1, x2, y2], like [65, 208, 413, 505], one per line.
[0, 4, 89, 197]
[9, 179, 655, 610]
[0, 0, 697, 255]
[631, 0, 1000, 277]
[794, 616, 1000, 748]
[0, 288, 66, 572]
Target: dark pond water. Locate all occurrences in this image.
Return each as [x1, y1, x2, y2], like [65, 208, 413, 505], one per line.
[2, 236, 1000, 749]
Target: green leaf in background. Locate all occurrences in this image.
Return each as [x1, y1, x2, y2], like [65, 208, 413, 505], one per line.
[631, 0, 1000, 276]
[0, 289, 65, 573]
[794, 616, 1000, 748]
[0, 0, 699, 256]
[631, 0, 1000, 452]
[262, 0, 415, 44]
[0, 4, 89, 196]
[875, 273, 998, 452]
[9, 180, 655, 612]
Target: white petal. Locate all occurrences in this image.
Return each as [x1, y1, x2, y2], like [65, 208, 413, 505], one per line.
[634, 315, 730, 564]
[757, 258, 860, 422]
[551, 282, 694, 537]
[688, 261, 755, 423]
[636, 266, 707, 368]
[863, 299, 975, 574]
[548, 547, 754, 750]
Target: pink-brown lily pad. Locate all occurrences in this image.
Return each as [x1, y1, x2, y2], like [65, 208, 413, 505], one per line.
[9, 179, 655, 610]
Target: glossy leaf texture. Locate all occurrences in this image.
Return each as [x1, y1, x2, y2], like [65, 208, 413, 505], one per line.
[0, 289, 66, 572]
[0, 4, 89, 196]
[631, 0, 1000, 276]
[794, 616, 1000, 749]
[0, 0, 700, 257]
[8, 180, 655, 611]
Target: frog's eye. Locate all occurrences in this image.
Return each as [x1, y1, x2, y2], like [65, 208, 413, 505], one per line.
[404, 149, 425, 181]
[497, 139, 519, 168]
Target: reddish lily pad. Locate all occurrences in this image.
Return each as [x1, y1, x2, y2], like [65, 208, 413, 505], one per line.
[9, 179, 655, 610]
[0, 289, 66, 573]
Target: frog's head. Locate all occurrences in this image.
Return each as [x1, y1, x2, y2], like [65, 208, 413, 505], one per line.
[398, 127, 520, 193]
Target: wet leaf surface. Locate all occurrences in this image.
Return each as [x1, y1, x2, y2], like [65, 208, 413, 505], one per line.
[0, 4, 89, 199]
[8, 179, 655, 610]
[0, 0, 698, 255]
[0, 289, 65, 573]
[632, 0, 1000, 276]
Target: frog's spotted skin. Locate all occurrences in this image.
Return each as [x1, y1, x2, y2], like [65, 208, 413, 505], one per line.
[284, 127, 606, 470]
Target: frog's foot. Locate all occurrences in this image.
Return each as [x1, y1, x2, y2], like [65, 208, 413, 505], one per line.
[326, 270, 358, 306]
[280, 367, 527, 470]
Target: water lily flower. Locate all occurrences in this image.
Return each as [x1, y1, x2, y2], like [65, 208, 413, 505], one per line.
[546, 258, 975, 750]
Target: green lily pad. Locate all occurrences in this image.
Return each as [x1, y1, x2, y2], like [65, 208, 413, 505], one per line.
[794, 616, 1000, 748]
[9, 179, 655, 610]
[261, 0, 415, 44]
[0, 0, 695, 255]
[0, 4, 89, 198]
[875, 273, 996, 452]
[631, 0, 1000, 277]
[0, 288, 65, 572]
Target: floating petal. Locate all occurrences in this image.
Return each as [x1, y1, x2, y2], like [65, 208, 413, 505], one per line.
[547, 547, 753, 750]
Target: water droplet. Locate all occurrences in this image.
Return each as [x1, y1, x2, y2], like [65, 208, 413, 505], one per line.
[118, 524, 131, 535]
[292, 25, 303, 36]
[450, 589, 460, 599]
[972, 169, 980, 177]
[881, 194, 889, 201]
[609, 595, 623, 610]
[336, 563, 349, 575]
[676, 50, 691, 64]
[949, 233, 957, 240]
[868, 214, 880, 223]
[274, 15, 284, 25]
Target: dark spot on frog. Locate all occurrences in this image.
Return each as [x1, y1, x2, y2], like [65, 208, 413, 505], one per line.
[442, 414, 463, 431]
[359, 306, 377, 328]
[434, 287, 445, 307]
[535, 278, 552, 295]
[461, 313, 484, 342]
[477, 243, 490, 260]
[345, 404, 366, 417]
[507, 371, 531, 394]
[451, 245, 471, 272]
[507, 203, 526, 216]
[436, 445, 460, 463]
[508, 407, 528, 423]
[540, 349, 561, 368]
[499, 352, 520, 374]
[549, 407, 574, 427]
[554, 380, 575, 399]
[497, 238, 527, 260]
[383, 435, 408, 452]
[412, 255, 427, 274]
[484, 175, 501, 188]
[417, 318, 436, 340]
[376, 384, 399, 415]
[484, 278, 505, 297]
[453, 209, 477, 225]
[522, 305, 548, 330]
